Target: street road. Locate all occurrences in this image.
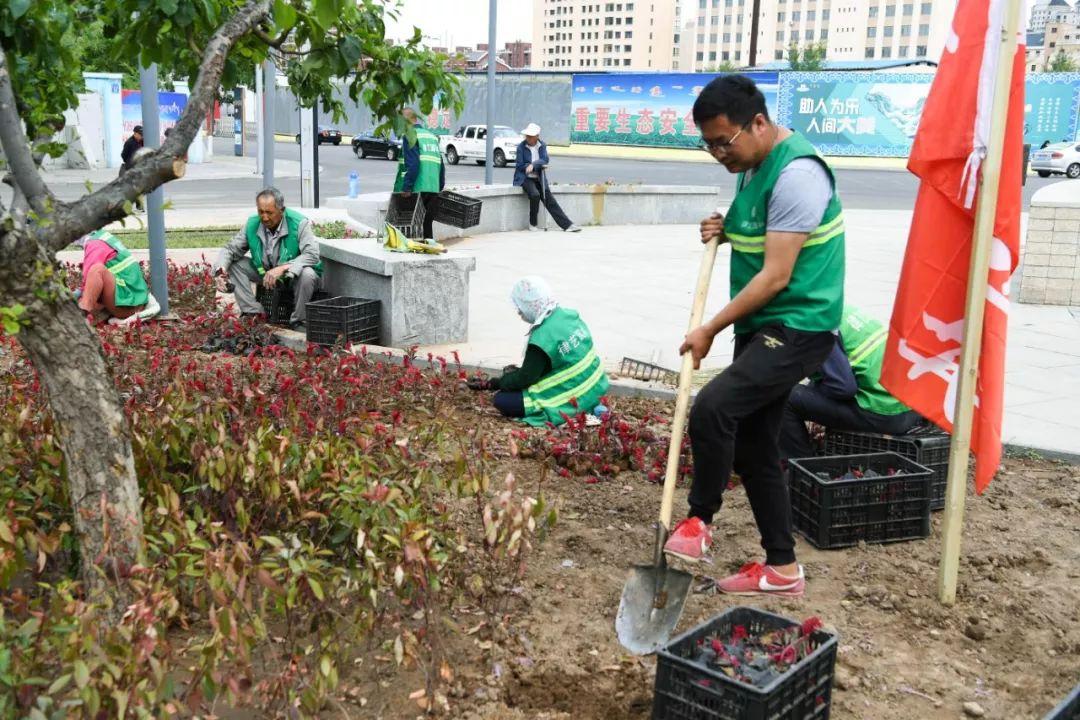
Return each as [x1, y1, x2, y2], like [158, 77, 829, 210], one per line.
[47, 136, 1062, 213]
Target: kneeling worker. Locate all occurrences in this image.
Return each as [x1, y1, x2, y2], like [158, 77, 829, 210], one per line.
[213, 187, 323, 330]
[74, 229, 159, 325]
[779, 305, 925, 460]
[468, 277, 608, 427]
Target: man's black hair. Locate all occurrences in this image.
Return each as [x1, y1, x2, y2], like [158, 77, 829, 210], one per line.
[692, 75, 769, 127]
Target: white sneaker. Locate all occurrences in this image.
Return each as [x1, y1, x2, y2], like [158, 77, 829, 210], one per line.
[566, 224, 582, 233]
[528, 225, 541, 232]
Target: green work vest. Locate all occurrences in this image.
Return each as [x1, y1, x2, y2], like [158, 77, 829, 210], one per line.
[840, 306, 911, 416]
[393, 126, 443, 193]
[521, 307, 610, 427]
[245, 207, 322, 277]
[725, 132, 845, 334]
[89, 230, 149, 308]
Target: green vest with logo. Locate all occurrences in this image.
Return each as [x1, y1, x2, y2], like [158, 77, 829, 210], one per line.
[245, 207, 322, 277]
[521, 307, 609, 427]
[88, 230, 149, 308]
[840, 306, 910, 416]
[393, 126, 443, 193]
[725, 132, 845, 334]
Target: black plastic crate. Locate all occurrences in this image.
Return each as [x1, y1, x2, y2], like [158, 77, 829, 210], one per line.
[386, 192, 426, 238]
[306, 296, 380, 347]
[823, 426, 950, 510]
[653, 606, 838, 720]
[255, 284, 328, 325]
[1045, 682, 1080, 720]
[788, 452, 932, 549]
[435, 190, 482, 228]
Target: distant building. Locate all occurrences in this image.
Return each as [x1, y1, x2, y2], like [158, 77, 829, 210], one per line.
[687, 0, 958, 70]
[1027, 20, 1080, 71]
[532, 0, 680, 70]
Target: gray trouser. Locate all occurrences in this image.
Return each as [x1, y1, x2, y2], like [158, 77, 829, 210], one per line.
[227, 260, 323, 323]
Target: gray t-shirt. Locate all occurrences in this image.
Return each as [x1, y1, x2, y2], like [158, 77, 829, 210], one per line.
[747, 158, 833, 233]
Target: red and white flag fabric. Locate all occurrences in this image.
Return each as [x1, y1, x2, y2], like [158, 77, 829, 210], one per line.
[880, 0, 1025, 494]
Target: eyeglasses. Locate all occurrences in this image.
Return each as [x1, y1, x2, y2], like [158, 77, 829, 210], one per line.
[699, 121, 751, 154]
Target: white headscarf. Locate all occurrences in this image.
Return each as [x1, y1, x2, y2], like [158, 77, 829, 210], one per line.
[510, 276, 558, 331]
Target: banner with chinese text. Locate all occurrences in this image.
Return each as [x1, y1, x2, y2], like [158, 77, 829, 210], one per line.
[570, 72, 780, 148]
[776, 71, 1080, 156]
[776, 72, 933, 157]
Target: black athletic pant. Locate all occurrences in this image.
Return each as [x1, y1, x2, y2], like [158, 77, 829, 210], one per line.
[779, 383, 924, 461]
[687, 325, 835, 566]
[521, 177, 572, 230]
[420, 192, 442, 240]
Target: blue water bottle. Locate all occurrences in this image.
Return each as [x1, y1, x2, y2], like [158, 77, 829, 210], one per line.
[348, 171, 360, 199]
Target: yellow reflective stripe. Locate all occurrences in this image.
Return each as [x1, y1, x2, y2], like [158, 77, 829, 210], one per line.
[108, 256, 138, 275]
[526, 363, 606, 410]
[726, 232, 765, 245]
[848, 328, 887, 366]
[809, 213, 844, 239]
[530, 348, 599, 395]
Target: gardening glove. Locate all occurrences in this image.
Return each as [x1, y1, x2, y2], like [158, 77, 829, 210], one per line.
[466, 377, 494, 391]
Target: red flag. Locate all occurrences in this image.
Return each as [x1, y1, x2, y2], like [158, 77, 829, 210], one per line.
[881, 0, 1025, 493]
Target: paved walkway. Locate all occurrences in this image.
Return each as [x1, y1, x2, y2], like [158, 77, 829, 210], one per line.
[63, 209, 1080, 455]
[430, 212, 1080, 456]
[41, 153, 302, 186]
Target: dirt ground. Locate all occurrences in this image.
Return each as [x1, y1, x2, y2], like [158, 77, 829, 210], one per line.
[341, 394, 1080, 720]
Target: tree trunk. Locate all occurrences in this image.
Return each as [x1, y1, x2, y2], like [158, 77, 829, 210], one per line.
[9, 256, 144, 614]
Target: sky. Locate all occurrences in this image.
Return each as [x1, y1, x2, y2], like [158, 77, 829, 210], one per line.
[384, 0, 534, 49]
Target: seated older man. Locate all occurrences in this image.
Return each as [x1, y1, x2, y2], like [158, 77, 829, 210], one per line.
[213, 187, 323, 330]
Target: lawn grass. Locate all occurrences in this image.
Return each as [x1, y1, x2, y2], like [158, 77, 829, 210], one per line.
[66, 221, 349, 250]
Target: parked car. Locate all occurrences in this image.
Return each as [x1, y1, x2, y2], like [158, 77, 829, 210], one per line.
[1031, 142, 1080, 179]
[440, 125, 520, 167]
[295, 125, 342, 145]
[352, 133, 401, 161]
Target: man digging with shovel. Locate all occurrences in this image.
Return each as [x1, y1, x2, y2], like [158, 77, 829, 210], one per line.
[663, 74, 846, 597]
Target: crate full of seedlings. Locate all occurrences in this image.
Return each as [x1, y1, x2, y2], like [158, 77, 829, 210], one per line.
[788, 452, 932, 550]
[305, 296, 380, 347]
[1045, 681, 1080, 720]
[435, 190, 482, 228]
[653, 606, 838, 720]
[823, 425, 951, 510]
[386, 192, 426, 239]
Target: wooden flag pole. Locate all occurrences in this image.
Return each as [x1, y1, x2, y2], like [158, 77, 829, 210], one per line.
[938, 0, 1024, 605]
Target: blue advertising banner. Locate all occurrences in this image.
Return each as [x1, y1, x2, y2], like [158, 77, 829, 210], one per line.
[1024, 73, 1080, 148]
[776, 72, 933, 157]
[120, 89, 188, 141]
[570, 72, 779, 148]
[776, 71, 1080, 157]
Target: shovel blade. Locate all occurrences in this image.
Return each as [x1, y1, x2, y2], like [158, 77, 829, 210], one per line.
[615, 563, 693, 655]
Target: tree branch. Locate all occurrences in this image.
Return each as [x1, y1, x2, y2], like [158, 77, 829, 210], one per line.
[40, 0, 273, 253]
[253, 23, 290, 49]
[0, 47, 54, 217]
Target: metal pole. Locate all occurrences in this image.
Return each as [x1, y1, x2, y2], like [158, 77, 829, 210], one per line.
[139, 63, 168, 316]
[485, 0, 497, 185]
[748, 0, 762, 67]
[937, 0, 1023, 605]
[255, 68, 263, 173]
[262, 58, 275, 188]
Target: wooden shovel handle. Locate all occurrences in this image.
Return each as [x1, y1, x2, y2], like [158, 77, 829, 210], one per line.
[658, 236, 720, 531]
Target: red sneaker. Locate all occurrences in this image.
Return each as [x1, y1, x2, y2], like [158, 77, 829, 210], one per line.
[663, 517, 713, 563]
[715, 562, 805, 597]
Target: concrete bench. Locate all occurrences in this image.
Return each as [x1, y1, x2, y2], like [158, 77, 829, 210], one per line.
[318, 238, 476, 347]
[324, 183, 723, 240]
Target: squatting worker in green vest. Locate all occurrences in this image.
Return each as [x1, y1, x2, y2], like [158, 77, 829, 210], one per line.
[213, 187, 323, 331]
[466, 276, 609, 427]
[73, 230, 152, 324]
[393, 108, 445, 240]
[779, 305, 925, 460]
[662, 74, 846, 599]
